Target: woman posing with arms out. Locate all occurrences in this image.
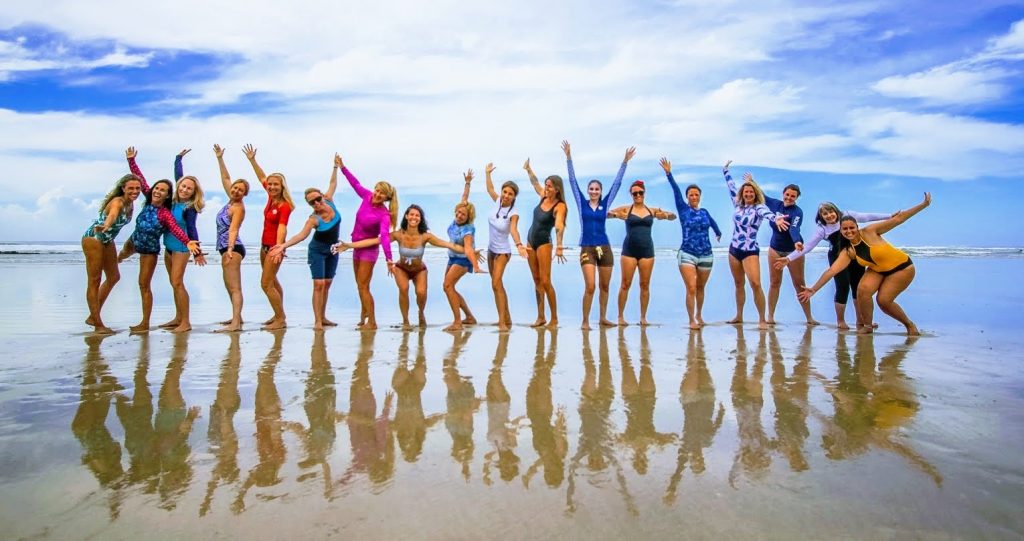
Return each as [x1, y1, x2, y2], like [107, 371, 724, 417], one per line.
[762, 183, 817, 326]
[798, 193, 931, 335]
[339, 153, 398, 330]
[441, 170, 486, 331]
[483, 162, 528, 331]
[775, 202, 893, 330]
[82, 167, 143, 333]
[608, 180, 676, 326]
[523, 159, 568, 328]
[562, 140, 636, 330]
[338, 203, 470, 329]
[118, 147, 202, 333]
[722, 160, 789, 330]
[157, 149, 207, 333]
[269, 154, 342, 330]
[660, 157, 721, 330]
[243, 144, 295, 330]
[212, 144, 249, 332]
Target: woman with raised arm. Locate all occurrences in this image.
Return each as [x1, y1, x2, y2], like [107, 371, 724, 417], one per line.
[82, 165, 143, 333]
[562, 140, 635, 330]
[775, 203, 894, 330]
[157, 149, 208, 333]
[483, 163, 528, 331]
[722, 161, 789, 330]
[338, 204, 469, 328]
[118, 147, 202, 333]
[339, 153, 398, 330]
[661, 157, 721, 329]
[268, 154, 342, 330]
[523, 159, 568, 328]
[798, 193, 931, 335]
[762, 183, 817, 325]
[212, 144, 249, 332]
[441, 169, 485, 331]
[608, 180, 677, 326]
[243, 144, 294, 330]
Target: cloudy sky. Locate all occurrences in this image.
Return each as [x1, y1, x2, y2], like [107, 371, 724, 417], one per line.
[1, 1, 1022, 246]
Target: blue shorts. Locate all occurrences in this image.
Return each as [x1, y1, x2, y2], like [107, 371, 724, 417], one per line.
[678, 250, 713, 269]
[308, 240, 339, 280]
[729, 246, 759, 261]
[447, 256, 473, 273]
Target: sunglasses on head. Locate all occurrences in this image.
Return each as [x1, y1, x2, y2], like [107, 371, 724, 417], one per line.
[307, 195, 323, 206]
[631, 190, 645, 196]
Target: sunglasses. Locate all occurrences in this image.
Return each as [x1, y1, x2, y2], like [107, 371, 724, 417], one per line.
[307, 195, 323, 206]
[631, 190, 645, 196]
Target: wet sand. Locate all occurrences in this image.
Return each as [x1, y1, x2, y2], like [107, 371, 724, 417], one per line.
[0, 252, 1022, 539]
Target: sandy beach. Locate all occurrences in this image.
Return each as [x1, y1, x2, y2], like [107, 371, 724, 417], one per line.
[1, 249, 1022, 539]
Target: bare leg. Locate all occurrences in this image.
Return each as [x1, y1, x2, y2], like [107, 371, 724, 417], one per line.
[618, 255, 638, 326]
[158, 251, 180, 328]
[741, 254, 768, 329]
[598, 265, 614, 327]
[394, 266, 412, 327]
[216, 252, 244, 332]
[535, 244, 558, 328]
[490, 254, 512, 330]
[727, 254, 745, 324]
[167, 251, 192, 333]
[581, 263, 597, 330]
[855, 271, 883, 334]
[131, 254, 158, 332]
[766, 248, 784, 325]
[260, 249, 286, 329]
[311, 279, 326, 329]
[695, 268, 712, 327]
[322, 276, 336, 326]
[82, 238, 118, 333]
[443, 264, 470, 331]
[874, 266, 918, 335]
[414, 269, 429, 328]
[526, 245, 546, 326]
[834, 302, 850, 330]
[637, 257, 655, 326]
[788, 254, 819, 325]
[354, 259, 377, 330]
[679, 264, 700, 329]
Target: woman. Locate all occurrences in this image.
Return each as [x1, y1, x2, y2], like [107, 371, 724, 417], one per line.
[157, 150, 207, 333]
[243, 144, 295, 330]
[441, 170, 485, 331]
[82, 169, 143, 333]
[118, 147, 202, 333]
[562, 140, 635, 330]
[336, 204, 467, 329]
[763, 184, 816, 325]
[213, 144, 249, 332]
[339, 154, 398, 330]
[268, 154, 342, 330]
[608, 180, 676, 326]
[660, 157, 721, 329]
[722, 161, 789, 330]
[798, 193, 931, 335]
[523, 158, 568, 328]
[483, 163, 528, 331]
[775, 203, 892, 330]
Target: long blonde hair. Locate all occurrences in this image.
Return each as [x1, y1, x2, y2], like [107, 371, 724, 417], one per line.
[268, 172, 296, 211]
[375, 181, 399, 231]
[174, 175, 206, 212]
[100, 173, 141, 214]
[735, 179, 766, 206]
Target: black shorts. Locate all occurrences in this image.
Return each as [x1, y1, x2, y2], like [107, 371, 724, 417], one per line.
[219, 245, 246, 259]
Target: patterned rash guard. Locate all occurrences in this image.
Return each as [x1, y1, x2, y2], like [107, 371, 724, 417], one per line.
[126, 156, 192, 254]
[83, 206, 132, 244]
[666, 171, 721, 257]
[723, 168, 777, 251]
[567, 158, 626, 247]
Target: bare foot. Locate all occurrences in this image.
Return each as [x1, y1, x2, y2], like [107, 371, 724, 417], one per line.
[262, 319, 287, 331]
[599, 319, 616, 327]
[546, 319, 558, 329]
[727, 317, 743, 325]
[806, 319, 820, 326]
[857, 326, 874, 334]
[639, 319, 650, 327]
[214, 323, 241, 333]
[263, 317, 276, 326]
[85, 316, 96, 326]
[462, 317, 477, 326]
[689, 321, 701, 330]
[93, 325, 115, 335]
[765, 319, 776, 326]
[418, 316, 427, 328]
[530, 318, 547, 328]
[313, 322, 324, 330]
[444, 322, 463, 332]
[323, 319, 338, 327]
[498, 324, 511, 332]
[837, 321, 850, 331]
[158, 319, 180, 329]
[696, 317, 706, 327]
[129, 323, 150, 333]
[218, 318, 242, 325]
[758, 320, 768, 330]
[581, 321, 591, 331]
[171, 323, 192, 333]
[905, 323, 920, 336]
[362, 321, 378, 331]
[617, 318, 629, 327]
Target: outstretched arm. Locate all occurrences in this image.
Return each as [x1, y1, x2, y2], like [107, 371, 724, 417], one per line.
[174, 148, 190, 181]
[156, 207, 200, 254]
[607, 205, 629, 220]
[325, 154, 341, 200]
[786, 224, 826, 263]
[798, 250, 853, 302]
[214, 145, 231, 194]
[271, 216, 316, 253]
[460, 169, 473, 204]
[484, 163, 498, 202]
[242, 144, 268, 187]
[524, 158, 543, 197]
[652, 207, 677, 221]
[425, 232, 463, 252]
[340, 157, 372, 199]
[868, 193, 931, 236]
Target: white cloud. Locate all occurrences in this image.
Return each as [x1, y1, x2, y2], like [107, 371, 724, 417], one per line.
[0, 37, 151, 79]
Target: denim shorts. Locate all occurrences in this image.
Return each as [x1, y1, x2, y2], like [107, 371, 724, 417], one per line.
[677, 250, 714, 269]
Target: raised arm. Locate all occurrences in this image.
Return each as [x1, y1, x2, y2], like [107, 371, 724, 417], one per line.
[214, 144, 231, 194]
[524, 158, 543, 197]
[242, 144, 268, 187]
[868, 193, 931, 236]
[484, 162, 498, 202]
[340, 156, 371, 199]
[325, 154, 341, 200]
[661, 157, 686, 215]
[125, 146, 150, 194]
[174, 148, 190, 181]
[723, 160, 738, 203]
[798, 250, 854, 303]
[604, 146, 634, 207]
[461, 169, 473, 204]
[847, 210, 893, 223]
[562, 140, 584, 211]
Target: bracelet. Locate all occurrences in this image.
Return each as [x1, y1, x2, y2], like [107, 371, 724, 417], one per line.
[515, 243, 522, 247]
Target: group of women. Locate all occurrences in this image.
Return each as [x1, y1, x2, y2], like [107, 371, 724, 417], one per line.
[81, 143, 931, 336]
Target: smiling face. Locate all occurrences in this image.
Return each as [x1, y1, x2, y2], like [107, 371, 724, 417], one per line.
[741, 184, 756, 205]
[686, 187, 701, 208]
[587, 181, 602, 202]
[543, 179, 556, 199]
[500, 186, 516, 207]
[782, 188, 800, 206]
[151, 182, 170, 205]
[372, 182, 391, 205]
[840, 219, 860, 240]
[454, 205, 468, 225]
[176, 178, 197, 202]
[124, 180, 142, 201]
[405, 207, 421, 230]
[229, 180, 248, 202]
[820, 208, 839, 224]
[266, 175, 283, 197]
[305, 190, 325, 210]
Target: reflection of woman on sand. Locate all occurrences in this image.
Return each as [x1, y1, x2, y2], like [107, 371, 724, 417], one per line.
[393, 330, 443, 462]
[443, 330, 480, 479]
[665, 331, 724, 504]
[294, 331, 338, 497]
[616, 327, 675, 472]
[728, 327, 772, 486]
[338, 333, 395, 487]
[200, 333, 242, 516]
[115, 334, 158, 489]
[153, 333, 200, 509]
[567, 329, 636, 515]
[768, 329, 811, 472]
[799, 193, 931, 335]
[484, 332, 523, 485]
[524, 328, 568, 488]
[71, 334, 124, 518]
[818, 335, 940, 485]
[234, 331, 287, 513]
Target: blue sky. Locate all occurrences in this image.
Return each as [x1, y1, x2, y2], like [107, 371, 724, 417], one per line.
[1, 1, 1022, 246]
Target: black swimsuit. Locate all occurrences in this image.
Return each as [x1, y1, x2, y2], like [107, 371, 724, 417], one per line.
[527, 201, 560, 248]
[621, 206, 655, 259]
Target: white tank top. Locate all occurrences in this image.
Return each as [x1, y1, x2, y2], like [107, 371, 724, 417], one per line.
[487, 200, 518, 254]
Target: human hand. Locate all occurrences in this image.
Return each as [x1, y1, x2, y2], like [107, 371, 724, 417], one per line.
[561, 140, 571, 159]
[723, 160, 733, 172]
[177, 148, 191, 158]
[775, 215, 789, 231]
[523, 158, 532, 171]
[555, 246, 567, 264]
[194, 252, 208, 266]
[464, 169, 474, 184]
[797, 286, 815, 303]
[517, 245, 529, 259]
[773, 258, 789, 270]
[922, 192, 931, 206]
[386, 261, 395, 277]
[624, 146, 636, 163]
[125, 146, 137, 160]
[659, 157, 671, 174]
[242, 144, 257, 160]
[213, 144, 224, 158]
[334, 153, 343, 170]
[485, 162, 496, 176]
[743, 172, 754, 183]
[794, 242, 803, 253]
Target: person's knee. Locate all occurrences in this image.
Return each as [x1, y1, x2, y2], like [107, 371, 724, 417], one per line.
[584, 282, 596, 296]
[877, 297, 895, 311]
[443, 281, 456, 293]
[747, 277, 762, 289]
[598, 280, 610, 294]
[491, 278, 503, 292]
[639, 278, 651, 291]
